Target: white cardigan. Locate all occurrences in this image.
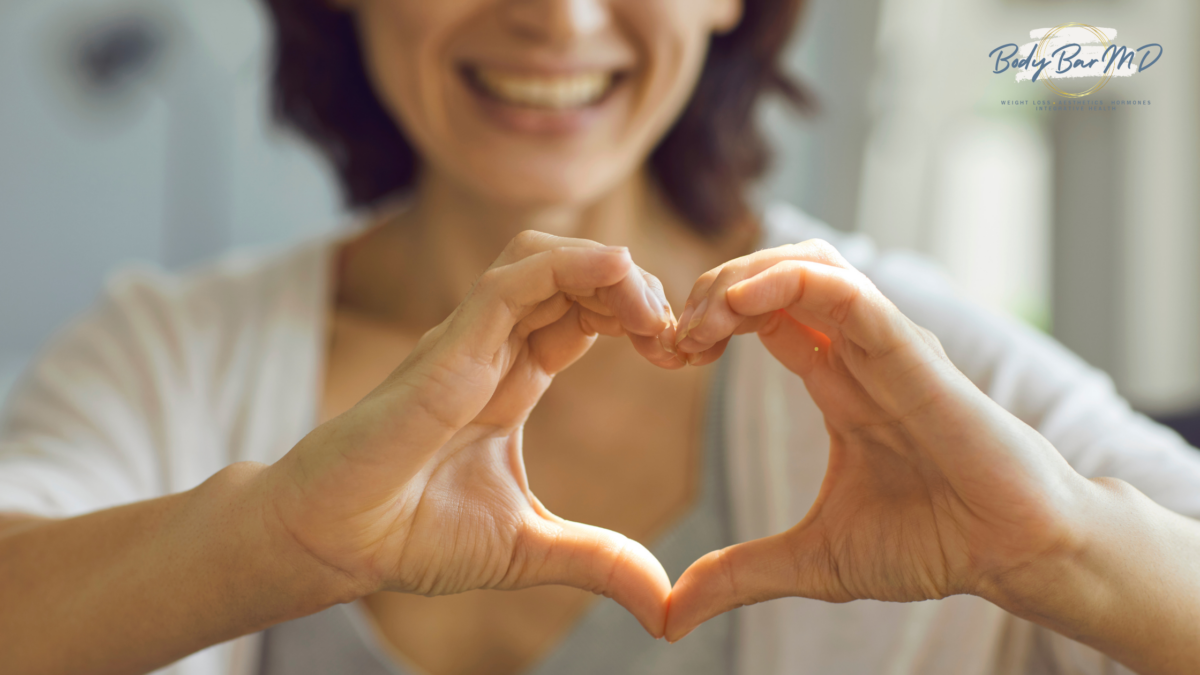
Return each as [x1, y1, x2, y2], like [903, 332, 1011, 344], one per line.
[3, 204, 1199, 675]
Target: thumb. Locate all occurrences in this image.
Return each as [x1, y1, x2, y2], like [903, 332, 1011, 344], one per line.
[513, 515, 672, 637]
[665, 527, 838, 642]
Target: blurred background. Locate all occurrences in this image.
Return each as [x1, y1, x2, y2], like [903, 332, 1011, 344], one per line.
[1, 0, 1197, 442]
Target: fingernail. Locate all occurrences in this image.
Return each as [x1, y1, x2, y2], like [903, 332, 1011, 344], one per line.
[675, 305, 696, 346]
[657, 326, 677, 355]
[686, 352, 702, 366]
[643, 286, 671, 324]
[650, 280, 671, 316]
[686, 298, 708, 333]
[642, 272, 672, 322]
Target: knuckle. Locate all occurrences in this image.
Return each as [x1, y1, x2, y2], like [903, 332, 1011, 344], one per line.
[798, 239, 852, 268]
[918, 326, 948, 356]
[716, 548, 741, 598]
[507, 230, 544, 258]
[828, 283, 862, 325]
[473, 268, 522, 317]
[475, 267, 504, 290]
[713, 263, 742, 291]
[472, 267, 505, 299]
[514, 229, 543, 248]
[605, 535, 634, 595]
[802, 238, 836, 256]
[694, 266, 723, 292]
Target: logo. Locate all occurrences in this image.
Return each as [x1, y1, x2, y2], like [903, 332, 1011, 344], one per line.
[990, 23, 1163, 98]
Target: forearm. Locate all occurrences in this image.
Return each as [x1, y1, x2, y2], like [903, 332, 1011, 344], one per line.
[988, 477, 1200, 675]
[0, 462, 358, 675]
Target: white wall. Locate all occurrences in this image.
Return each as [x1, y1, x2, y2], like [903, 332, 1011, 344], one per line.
[845, 0, 1200, 415]
[0, 0, 341, 398]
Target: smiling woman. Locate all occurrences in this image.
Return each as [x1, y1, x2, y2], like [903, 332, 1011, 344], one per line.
[264, 0, 809, 232]
[3, 2, 1200, 675]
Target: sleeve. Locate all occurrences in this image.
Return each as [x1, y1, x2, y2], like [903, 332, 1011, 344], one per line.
[868, 250, 1200, 518]
[0, 271, 205, 518]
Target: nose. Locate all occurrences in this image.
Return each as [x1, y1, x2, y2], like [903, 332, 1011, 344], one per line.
[500, 0, 610, 45]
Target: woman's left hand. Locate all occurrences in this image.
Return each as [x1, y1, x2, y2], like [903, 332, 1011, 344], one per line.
[665, 240, 1092, 639]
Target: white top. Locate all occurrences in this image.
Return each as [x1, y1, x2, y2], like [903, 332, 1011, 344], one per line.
[3, 203, 1199, 675]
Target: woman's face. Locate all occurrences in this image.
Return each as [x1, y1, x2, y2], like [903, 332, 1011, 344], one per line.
[343, 0, 742, 208]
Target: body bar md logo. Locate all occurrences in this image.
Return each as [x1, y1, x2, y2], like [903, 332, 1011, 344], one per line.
[990, 23, 1163, 98]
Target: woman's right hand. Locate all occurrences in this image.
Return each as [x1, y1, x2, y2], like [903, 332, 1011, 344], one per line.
[262, 231, 681, 636]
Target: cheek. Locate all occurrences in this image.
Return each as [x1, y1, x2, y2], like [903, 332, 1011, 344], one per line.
[623, 0, 714, 152]
[355, 1, 463, 158]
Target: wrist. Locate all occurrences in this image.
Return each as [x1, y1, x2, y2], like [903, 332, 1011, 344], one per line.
[191, 462, 366, 619]
[976, 476, 1135, 637]
[977, 477, 1200, 674]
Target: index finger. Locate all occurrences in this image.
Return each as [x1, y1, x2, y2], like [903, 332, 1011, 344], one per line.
[452, 246, 638, 364]
[676, 240, 852, 355]
[725, 260, 905, 358]
[495, 231, 672, 338]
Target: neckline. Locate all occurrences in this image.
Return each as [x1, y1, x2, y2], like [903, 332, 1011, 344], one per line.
[304, 201, 785, 435]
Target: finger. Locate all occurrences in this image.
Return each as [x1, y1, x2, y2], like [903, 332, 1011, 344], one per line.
[578, 267, 680, 367]
[751, 312, 878, 420]
[514, 515, 672, 638]
[578, 306, 627, 338]
[496, 232, 671, 340]
[526, 304, 619, 377]
[679, 310, 774, 367]
[754, 310, 832, 377]
[478, 302, 677, 428]
[638, 268, 685, 367]
[631, 332, 688, 369]
[476, 304, 601, 427]
[725, 260, 906, 358]
[559, 279, 681, 368]
[367, 247, 634, 464]
[665, 528, 838, 642]
[512, 292, 575, 340]
[680, 336, 731, 368]
[492, 230, 612, 267]
[595, 266, 672, 337]
[449, 246, 636, 370]
[675, 268, 722, 348]
[513, 296, 628, 344]
[734, 264, 957, 426]
[676, 240, 851, 354]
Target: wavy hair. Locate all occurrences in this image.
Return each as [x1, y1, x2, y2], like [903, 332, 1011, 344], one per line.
[261, 0, 811, 234]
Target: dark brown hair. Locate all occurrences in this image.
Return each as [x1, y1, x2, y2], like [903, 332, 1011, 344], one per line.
[262, 0, 811, 235]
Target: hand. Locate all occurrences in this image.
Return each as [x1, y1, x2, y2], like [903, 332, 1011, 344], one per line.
[666, 240, 1090, 640]
[264, 231, 683, 636]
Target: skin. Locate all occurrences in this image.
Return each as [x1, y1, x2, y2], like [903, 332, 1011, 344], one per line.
[324, 1, 747, 668]
[662, 243, 1200, 673]
[326, 189, 750, 675]
[0, 1, 1198, 675]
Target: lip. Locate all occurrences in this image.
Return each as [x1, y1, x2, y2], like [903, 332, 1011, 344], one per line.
[458, 63, 632, 136]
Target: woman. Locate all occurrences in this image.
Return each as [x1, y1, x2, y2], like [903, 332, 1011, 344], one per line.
[1, 0, 1198, 674]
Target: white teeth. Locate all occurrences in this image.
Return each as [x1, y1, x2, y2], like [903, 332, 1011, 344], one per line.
[472, 68, 614, 110]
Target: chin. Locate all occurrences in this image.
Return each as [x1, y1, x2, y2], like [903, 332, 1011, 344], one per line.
[460, 159, 631, 212]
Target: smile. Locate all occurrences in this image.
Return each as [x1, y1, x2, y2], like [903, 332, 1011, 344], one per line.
[465, 67, 620, 110]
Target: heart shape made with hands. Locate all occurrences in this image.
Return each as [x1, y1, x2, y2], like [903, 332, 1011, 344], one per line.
[657, 239, 1076, 644]
[279, 232, 1073, 648]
